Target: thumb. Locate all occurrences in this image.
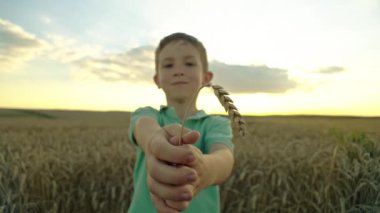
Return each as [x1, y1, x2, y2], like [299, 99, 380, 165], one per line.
[169, 131, 200, 146]
[182, 131, 200, 145]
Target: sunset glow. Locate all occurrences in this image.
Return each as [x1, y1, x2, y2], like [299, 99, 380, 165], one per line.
[1, 0, 379, 116]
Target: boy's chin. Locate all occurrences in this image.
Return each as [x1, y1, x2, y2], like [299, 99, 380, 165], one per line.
[167, 94, 193, 103]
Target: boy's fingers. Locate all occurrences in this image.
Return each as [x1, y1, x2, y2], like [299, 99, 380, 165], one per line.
[165, 200, 190, 212]
[151, 138, 194, 164]
[169, 136, 181, 145]
[148, 175, 193, 202]
[182, 131, 200, 145]
[169, 131, 200, 146]
[148, 158, 197, 185]
[150, 193, 179, 213]
[163, 124, 192, 138]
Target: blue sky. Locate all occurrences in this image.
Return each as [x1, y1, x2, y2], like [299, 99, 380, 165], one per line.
[1, 0, 380, 116]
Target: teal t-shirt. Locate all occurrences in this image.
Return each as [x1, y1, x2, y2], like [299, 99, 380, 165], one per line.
[127, 106, 234, 213]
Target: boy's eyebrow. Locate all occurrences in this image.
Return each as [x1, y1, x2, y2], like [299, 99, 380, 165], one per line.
[162, 57, 174, 62]
[183, 55, 196, 60]
[161, 55, 196, 62]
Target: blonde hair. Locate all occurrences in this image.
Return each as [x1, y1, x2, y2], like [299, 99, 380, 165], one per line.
[155, 32, 208, 73]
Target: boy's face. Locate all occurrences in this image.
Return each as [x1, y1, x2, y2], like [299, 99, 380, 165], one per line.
[154, 40, 212, 103]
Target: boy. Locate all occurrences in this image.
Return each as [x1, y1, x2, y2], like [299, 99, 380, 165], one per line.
[128, 32, 234, 213]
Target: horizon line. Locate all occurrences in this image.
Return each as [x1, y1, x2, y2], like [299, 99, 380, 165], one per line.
[1, 107, 379, 118]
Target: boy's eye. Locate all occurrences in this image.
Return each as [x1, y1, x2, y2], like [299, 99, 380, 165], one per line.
[163, 64, 173, 68]
[185, 62, 195, 66]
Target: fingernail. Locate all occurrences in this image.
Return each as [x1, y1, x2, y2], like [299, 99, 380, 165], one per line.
[187, 173, 195, 182]
[187, 154, 194, 162]
[180, 192, 191, 200]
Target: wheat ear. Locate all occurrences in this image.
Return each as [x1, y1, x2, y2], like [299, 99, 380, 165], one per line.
[179, 83, 246, 145]
[208, 84, 246, 137]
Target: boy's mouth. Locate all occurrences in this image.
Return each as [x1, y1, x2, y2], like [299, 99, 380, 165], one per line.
[171, 81, 188, 85]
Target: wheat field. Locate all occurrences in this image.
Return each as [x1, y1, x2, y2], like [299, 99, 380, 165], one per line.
[0, 109, 379, 213]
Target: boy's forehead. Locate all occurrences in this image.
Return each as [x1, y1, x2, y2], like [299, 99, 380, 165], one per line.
[159, 40, 199, 59]
[163, 40, 194, 51]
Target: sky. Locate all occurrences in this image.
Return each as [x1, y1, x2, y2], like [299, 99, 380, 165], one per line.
[0, 0, 379, 116]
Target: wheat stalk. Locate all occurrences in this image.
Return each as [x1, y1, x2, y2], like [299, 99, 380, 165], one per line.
[179, 83, 246, 145]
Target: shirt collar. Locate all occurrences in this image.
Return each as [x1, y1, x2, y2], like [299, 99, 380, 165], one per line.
[160, 105, 209, 121]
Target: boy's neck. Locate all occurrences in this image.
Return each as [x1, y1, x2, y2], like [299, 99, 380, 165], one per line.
[167, 101, 198, 120]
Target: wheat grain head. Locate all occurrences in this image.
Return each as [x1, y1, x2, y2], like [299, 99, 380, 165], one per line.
[207, 84, 246, 137]
[179, 83, 246, 145]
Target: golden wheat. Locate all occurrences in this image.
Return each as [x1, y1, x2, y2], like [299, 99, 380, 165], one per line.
[1, 110, 380, 212]
[208, 84, 246, 137]
[179, 83, 246, 144]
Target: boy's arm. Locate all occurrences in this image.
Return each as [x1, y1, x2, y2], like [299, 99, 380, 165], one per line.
[134, 116, 162, 153]
[203, 144, 234, 186]
[179, 143, 234, 196]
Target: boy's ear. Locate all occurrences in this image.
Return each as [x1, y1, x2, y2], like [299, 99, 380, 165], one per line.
[153, 74, 161, 88]
[203, 71, 213, 86]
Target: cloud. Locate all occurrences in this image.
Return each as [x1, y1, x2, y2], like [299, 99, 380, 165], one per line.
[0, 18, 298, 94]
[40, 15, 53, 25]
[73, 46, 155, 82]
[0, 18, 104, 73]
[45, 34, 104, 63]
[74, 47, 297, 93]
[314, 66, 345, 74]
[0, 19, 46, 72]
[210, 61, 297, 93]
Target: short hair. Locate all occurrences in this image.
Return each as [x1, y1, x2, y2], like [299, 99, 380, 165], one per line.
[155, 32, 208, 73]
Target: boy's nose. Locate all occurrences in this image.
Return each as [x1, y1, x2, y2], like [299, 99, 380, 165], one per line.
[173, 70, 184, 77]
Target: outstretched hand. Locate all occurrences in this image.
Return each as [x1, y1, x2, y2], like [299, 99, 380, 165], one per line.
[155, 125, 211, 212]
[166, 131, 209, 203]
[145, 124, 200, 212]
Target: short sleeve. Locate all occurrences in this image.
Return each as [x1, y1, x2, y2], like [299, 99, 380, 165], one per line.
[204, 116, 234, 153]
[128, 106, 159, 146]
